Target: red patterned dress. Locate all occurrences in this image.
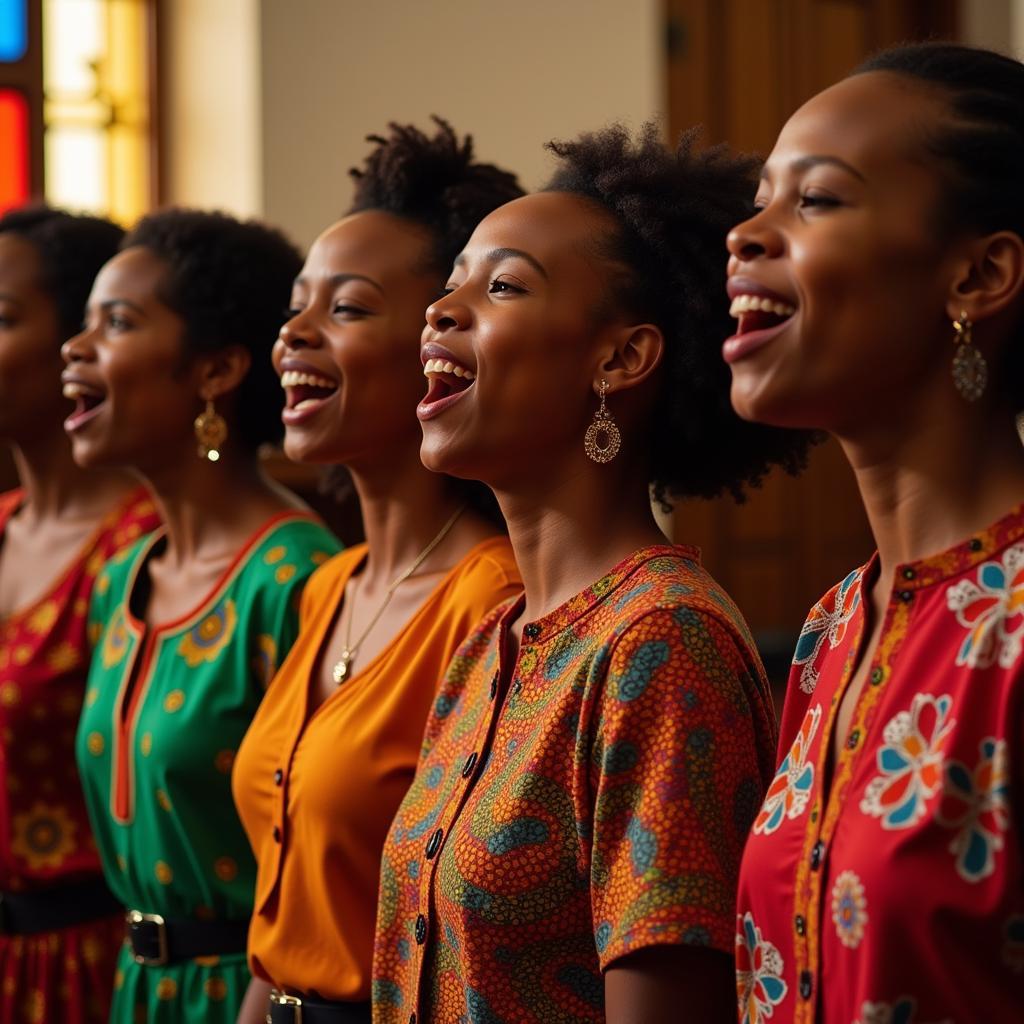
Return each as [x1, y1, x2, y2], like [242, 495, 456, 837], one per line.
[372, 545, 778, 1023]
[0, 487, 160, 1024]
[735, 504, 1024, 1024]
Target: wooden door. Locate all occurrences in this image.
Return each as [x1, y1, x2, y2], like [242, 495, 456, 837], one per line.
[664, 0, 957, 686]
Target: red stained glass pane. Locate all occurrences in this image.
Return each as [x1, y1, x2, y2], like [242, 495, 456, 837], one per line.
[0, 88, 28, 213]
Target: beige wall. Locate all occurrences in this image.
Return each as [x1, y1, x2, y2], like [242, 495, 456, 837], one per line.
[258, 0, 662, 247]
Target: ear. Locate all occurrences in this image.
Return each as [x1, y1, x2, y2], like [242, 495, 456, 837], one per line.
[194, 345, 252, 402]
[593, 322, 664, 396]
[946, 230, 1024, 328]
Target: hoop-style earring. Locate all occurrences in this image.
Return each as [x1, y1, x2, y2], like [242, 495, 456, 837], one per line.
[951, 312, 987, 402]
[584, 380, 621, 464]
[194, 398, 227, 462]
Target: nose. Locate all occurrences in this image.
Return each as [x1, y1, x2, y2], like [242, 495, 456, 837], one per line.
[726, 208, 783, 264]
[61, 326, 94, 366]
[425, 292, 468, 333]
[278, 307, 321, 350]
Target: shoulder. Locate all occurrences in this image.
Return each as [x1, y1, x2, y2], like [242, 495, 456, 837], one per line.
[95, 487, 161, 559]
[298, 543, 366, 602]
[245, 514, 343, 584]
[443, 536, 522, 604]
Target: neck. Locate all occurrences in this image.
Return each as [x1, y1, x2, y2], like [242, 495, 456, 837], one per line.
[141, 446, 280, 566]
[494, 458, 664, 621]
[839, 392, 1024, 584]
[10, 428, 134, 522]
[348, 444, 468, 586]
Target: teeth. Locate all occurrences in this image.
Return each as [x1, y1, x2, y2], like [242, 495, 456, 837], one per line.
[294, 399, 321, 411]
[729, 294, 796, 318]
[62, 382, 102, 400]
[423, 358, 475, 380]
[279, 370, 338, 389]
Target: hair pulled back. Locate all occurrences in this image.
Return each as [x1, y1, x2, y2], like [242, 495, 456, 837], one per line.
[0, 206, 123, 341]
[545, 123, 810, 504]
[122, 209, 302, 451]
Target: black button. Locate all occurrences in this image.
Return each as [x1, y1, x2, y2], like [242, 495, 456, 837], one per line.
[898, 589, 913, 603]
[489, 673, 498, 700]
[799, 970, 813, 1000]
[425, 828, 443, 860]
[794, 914, 806, 936]
[969, 538, 983, 552]
[901, 567, 916, 580]
[513, 680, 522, 695]
[461, 752, 478, 778]
[846, 729, 860, 750]
[870, 667, 884, 686]
[524, 623, 541, 639]
[414, 913, 427, 944]
[272, 825, 281, 843]
[810, 840, 824, 870]
[273, 768, 283, 786]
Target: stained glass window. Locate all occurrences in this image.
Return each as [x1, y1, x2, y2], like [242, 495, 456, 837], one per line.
[0, 0, 28, 63]
[0, 87, 29, 210]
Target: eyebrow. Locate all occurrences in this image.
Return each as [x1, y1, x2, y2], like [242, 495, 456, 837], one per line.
[293, 272, 384, 294]
[100, 298, 146, 315]
[453, 247, 549, 280]
[762, 154, 866, 183]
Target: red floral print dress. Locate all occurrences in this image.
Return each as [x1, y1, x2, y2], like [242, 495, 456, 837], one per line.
[0, 487, 160, 1024]
[735, 504, 1024, 1024]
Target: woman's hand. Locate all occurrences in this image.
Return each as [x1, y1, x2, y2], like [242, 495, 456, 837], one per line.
[236, 976, 273, 1024]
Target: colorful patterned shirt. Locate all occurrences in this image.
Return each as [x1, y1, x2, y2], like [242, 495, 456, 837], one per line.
[373, 545, 778, 1024]
[0, 486, 159, 1024]
[736, 504, 1024, 1024]
[76, 512, 340, 1024]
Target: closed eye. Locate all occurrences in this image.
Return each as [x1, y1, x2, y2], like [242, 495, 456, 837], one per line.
[799, 193, 841, 210]
[489, 278, 526, 295]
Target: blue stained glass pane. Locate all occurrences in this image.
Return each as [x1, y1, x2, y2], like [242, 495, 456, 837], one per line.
[0, 0, 27, 63]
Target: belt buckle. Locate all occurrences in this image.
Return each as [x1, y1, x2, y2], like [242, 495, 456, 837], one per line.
[127, 909, 169, 966]
[269, 990, 303, 1024]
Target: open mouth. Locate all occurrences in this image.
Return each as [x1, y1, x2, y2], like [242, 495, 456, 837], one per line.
[280, 369, 339, 423]
[62, 380, 107, 432]
[417, 354, 476, 421]
[723, 293, 797, 364]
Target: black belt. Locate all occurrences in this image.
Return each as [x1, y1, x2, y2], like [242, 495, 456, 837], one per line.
[268, 990, 371, 1024]
[0, 876, 121, 935]
[126, 909, 248, 966]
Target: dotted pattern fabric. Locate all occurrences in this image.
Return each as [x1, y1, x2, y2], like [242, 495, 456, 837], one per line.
[373, 545, 778, 1023]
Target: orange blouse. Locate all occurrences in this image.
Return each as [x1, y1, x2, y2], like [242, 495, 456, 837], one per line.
[232, 536, 521, 1001]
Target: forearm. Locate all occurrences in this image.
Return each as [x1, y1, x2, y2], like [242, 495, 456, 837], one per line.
[236, 976, 274, 1024]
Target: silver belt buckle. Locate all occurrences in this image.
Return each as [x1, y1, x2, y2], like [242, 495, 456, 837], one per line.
[127, 909, 168, 966]
[269, 990, 303, 1024]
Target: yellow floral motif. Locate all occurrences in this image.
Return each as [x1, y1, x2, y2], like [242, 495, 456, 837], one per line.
[85, 687, 99, 708]
[263, 545, 287, 565]
[252, 634, 277, 688]
[101, 612, 129, 669]
[0, 647, 8, 670]
[163, 691, 185, 713]
[155, 977, 177, 1000]
[140, 732, 152, 755]
[0, 682, 20, 707]
[21, 989, 44, 1023]
[27, 600, 58, 635]
[10, 802, 76, 871]
[13, 645, 31, 666]
[86, 732, 104, 756]
[81, 936, 102, 965]
[214, 749, 235, 774]
[204, 977, 228, 1001]
[155, 860, 173, 884]
[116, 854, 127, 872]
[193, 954, 220, 967]
[311, 550, 331, 566]
[46, 641, 79, 672]
[177, 599, 237, 667]
[275, 564, 296, 584]
[73, 597, 88, 616]
[214, 856, 238, 882]
[2, 976, 14, 995]
[156, 789, 172, 812]
[85, 550, 104, 576]
[113, 969, 124, 990]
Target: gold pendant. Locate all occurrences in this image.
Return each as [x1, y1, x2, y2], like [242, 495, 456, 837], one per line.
[332, 651, 353, 685]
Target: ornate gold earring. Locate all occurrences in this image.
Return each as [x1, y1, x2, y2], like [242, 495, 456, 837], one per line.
[584, 380, 621, 464]
[952, 312, 987, 402]
[194, 398, 227, 462]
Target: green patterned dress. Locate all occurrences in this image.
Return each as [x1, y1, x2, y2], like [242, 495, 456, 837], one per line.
[76, 512, 340, 1023]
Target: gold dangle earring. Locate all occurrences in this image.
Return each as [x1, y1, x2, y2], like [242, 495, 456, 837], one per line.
[951, 312, 987, 402]
[194, 397, 227, 462]
[584, 379, 621, 463]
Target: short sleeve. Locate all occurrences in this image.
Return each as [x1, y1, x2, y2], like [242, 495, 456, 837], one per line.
[589, 605, 768, 966]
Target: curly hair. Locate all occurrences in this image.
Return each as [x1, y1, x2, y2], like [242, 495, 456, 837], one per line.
[544, 123, 812, 505]
[0, 205, 123, 342]
[856, 42, 1024, 411]
[122, 209, 302, 450]
[348, 116, 524, 275]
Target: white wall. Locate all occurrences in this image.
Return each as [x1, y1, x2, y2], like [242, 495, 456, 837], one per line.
[258, 0, 662, 246]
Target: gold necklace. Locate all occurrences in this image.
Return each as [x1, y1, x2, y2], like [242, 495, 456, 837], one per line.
[331, 505, 466, 685]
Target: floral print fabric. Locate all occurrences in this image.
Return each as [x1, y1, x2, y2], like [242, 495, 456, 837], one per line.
[736, 505, 1024, 1023]
[373, 546, 778, 1023]
[0, 487, 159, 1024]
